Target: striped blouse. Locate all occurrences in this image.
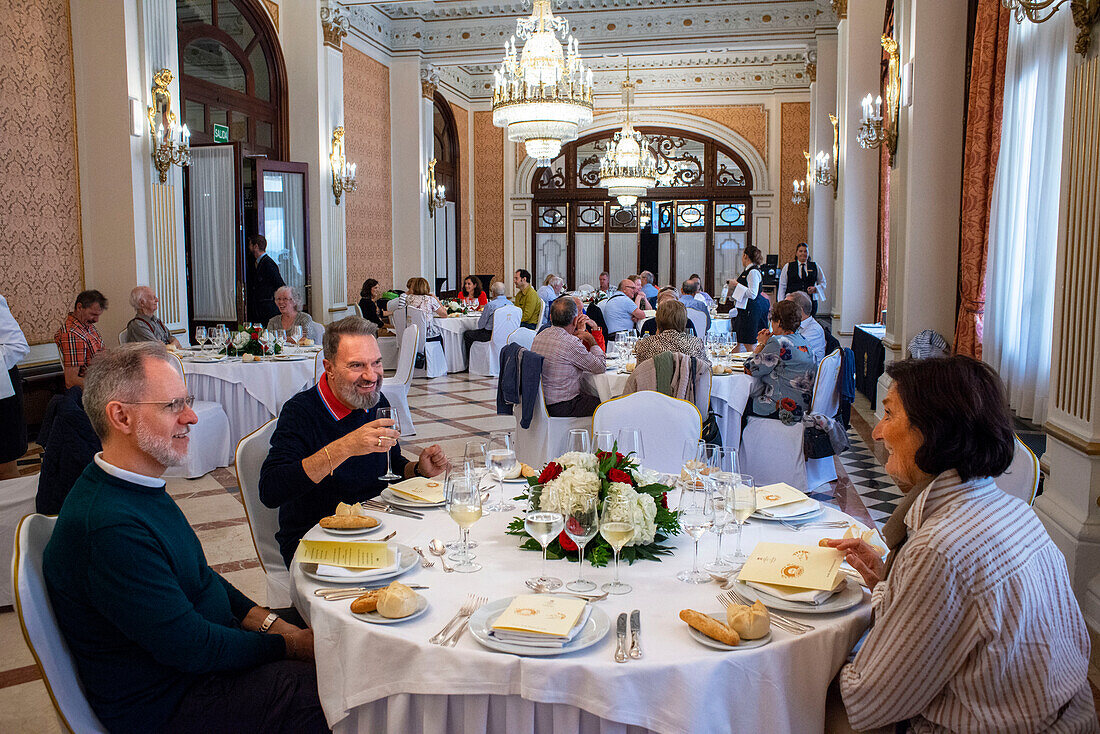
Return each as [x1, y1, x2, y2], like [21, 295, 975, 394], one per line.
[840, 470, 1096, 733]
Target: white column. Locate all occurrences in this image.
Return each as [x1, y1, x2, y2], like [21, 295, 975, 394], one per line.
[832, 0, 885, 336]
[809, 32, 838, 316]
[324, 45, 348, 314]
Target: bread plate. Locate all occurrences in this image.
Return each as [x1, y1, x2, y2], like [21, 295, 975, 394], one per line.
[686, 614, 772, 651]
[733, 579, 865, 614]
[352, 594, 429, 624]
[320, 519, 385, 537]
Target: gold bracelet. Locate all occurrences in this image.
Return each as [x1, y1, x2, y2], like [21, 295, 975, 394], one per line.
[323, 446, 334, 477]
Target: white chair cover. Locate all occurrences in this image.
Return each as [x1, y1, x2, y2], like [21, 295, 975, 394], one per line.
[12, 514, 109, 733]
[0, 474, 38, 606]
[739, 418, 807, 491]
[506, 327, 535, 351]
[685, 308, 707, 338]
[310, 321, 325, 344]
[377, 334, 398, 371]
[805, 349, 842, 490]
[470, 305, 521, 377]
[352, 302, 363, 318]
[234, 419, 291, 607]
[593, 392, 702, 475]
[406, 308, 447, 378]
[117, 330, 128, 345]
[997, 435, 1040, 505]
[515, 384, 592, 471]
[390, 308, 407, 342]
[381, 326, 418, 436]
[313, 349, 326, 382]
[166, 354, 233, 478]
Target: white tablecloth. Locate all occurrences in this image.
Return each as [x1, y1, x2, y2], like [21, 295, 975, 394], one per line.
[435, 315, 483, 372]
[292, 496, 872, 734]
[183, 356, 315, 446]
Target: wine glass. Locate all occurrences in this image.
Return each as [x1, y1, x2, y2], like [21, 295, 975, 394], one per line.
[704, 475, 734, 574]
[274, 329, 287, 355]
[259, 329, 274, 357]
[618, 429, 644, 462]
[680, 440, 705, 504]
[564, 494, 599, 592]
[727, 475, 756, 565]
[376, 407, 401, 481]
[524, 486, 565, 590]
[677, 489, 714, 584]
[194, 326, 208, 355]
[567, 428, 590, 454]
[447, 442, 487, 552]
[486, 431, 516, 512]
[446, 473, 483, 573]
[290, 324, 303, 345]
[593, 430, 615, 455]
[600, 495, 636, 594]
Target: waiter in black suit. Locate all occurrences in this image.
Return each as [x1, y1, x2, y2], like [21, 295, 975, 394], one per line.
[247, 235, 286, 324]
[776, 242, 826, 316]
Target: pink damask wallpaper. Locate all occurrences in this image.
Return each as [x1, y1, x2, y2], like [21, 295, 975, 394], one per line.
[0, 0, 84, 344]
[779, 102, 810, 265]
[472, 111, 504, 281]
[343, 46, 393, 299]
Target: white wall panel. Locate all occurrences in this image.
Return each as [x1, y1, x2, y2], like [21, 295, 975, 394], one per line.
[609, 233, 637, 284]
[575, 233, 603, 289]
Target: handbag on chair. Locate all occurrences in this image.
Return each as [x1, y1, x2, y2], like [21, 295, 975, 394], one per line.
[701, 411, 722, 446]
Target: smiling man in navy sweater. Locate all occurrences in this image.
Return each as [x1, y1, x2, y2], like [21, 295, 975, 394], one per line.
[43, 342, 326, 734]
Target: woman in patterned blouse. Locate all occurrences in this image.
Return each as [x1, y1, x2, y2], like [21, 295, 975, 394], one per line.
[633, 300, 706, 364]
[744, 299, 815, 425]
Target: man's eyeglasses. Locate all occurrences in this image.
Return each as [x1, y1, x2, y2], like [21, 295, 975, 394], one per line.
[119, 396, 196, 414]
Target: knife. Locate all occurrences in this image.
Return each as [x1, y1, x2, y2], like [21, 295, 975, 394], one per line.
[628, 609, 642, 659]
[614, 613, 629, 663]
[360, 501, 423, 520]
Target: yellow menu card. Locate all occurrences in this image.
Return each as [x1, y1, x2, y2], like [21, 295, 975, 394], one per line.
[491, 595, 588, 637]
[755, 482, 811, 511]
[737, 542, 843, 591]
[296, 540, 392, 569]
[388, 476, 446, 503]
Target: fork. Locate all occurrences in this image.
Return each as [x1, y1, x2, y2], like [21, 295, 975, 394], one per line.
[429, 594, 480, 645]
[411, 546, 434, 569]
[777, 519, 851, 532]
[719, 589, 814, 633]
[442, 595, 488, 647]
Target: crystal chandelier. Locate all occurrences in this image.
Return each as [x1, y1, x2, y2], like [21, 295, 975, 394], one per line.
[599, 64, 657, 208]
[492, 0, 594, 166]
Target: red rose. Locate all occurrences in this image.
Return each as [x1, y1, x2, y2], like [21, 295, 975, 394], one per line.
[660, 491, 668, 509]
[608, 468, 633, 485]
[538, 462, 563, 484]
[557, 530, 577, 552]
[615, 452, 625, 463]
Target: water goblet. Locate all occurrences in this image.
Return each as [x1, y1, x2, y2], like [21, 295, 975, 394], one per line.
[600, 495, 635, 594]
[677, 489, 714, 584]
[617, 429, 644, 462]
[485, 432, 516, 512]
[274, 329, 287, 355]
[524, 486, 564, 590]
[446, 474, 483, 573]
[703, 475, 734, 574]
[290, 324, 303, 345]
[567, 428, 590, 454]
[593, 430, 615, 454]
[376, 407, 401, 481]
[563, 495, 599, 592]
[194, 326, 208, 355]
[727, 475, 756, 565]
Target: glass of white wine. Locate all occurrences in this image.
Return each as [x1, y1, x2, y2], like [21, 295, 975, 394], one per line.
[564, 495, 599, 592]
[600, 495, 636, 594]
[524, 486, 565, 590]
[446, 474, 483, 573]
[728, 474, 756, 564]
[677, 488, 714, 584]
[446, 442, 487, 552]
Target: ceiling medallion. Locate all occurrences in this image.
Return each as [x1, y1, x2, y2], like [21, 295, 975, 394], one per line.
[492, 0, 594, 166]
[599, 63, 657, 208]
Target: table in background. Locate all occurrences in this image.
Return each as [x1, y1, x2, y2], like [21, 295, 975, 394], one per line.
[851, 324, 886, 406]
[434, 314, 482, 373]
[183, 355, 316, 446]
[708, 315, 732, 335]
[292, 492, 872, 734]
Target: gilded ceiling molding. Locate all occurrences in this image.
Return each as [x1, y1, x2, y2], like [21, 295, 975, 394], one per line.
[421, 66, 440, 99]
[261, 0, 279, 32]
[321, 5, 349, 51]
[805, 49, 817, 83]
[831, 0, 847, 20]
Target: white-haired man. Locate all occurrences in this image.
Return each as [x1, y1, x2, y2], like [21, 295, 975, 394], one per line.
[43, 342, 324, 734]
[260, 316, 449, 566]
[125, 286, 180, 347]
[786, 290, 826, 364]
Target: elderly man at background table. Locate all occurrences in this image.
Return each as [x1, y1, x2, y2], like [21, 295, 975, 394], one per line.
[125, 286, 180, 347]
[532, 297, 605, 417]
[599, 279, 646, 339]
[638, 270, 659, 302]
[678, 280, 712, 332]
[537, 274, 564, 306]
[786, 290, 825, 363]
[260, 316, 449, 567]
[687, 274, 716, 307]
[54, 289, 108, 389]
[463, 280, 511, 357]
[43, 343, 324, 734]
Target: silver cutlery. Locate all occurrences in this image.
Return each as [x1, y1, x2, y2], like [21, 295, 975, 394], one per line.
[411, 546, 435, 569]
[429, 594, 480, 644]
[628, 609, 642, 659]
[427, 539, 454, 573]
[614, 613, 629, 663]
[529, 583, 608, 602]
[314, 584, 428, 600]
[361, 500, 424, 520]
[377, 530, 397, 542]
[441, 596, 488, 647]
[718, 589, 814, 634]
[776, 519, 851, 531]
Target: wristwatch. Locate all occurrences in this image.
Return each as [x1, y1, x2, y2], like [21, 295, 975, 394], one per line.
[259, 612, 279, 633]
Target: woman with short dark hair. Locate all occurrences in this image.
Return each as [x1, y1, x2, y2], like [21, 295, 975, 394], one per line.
[744, 299, 815, 424]
[825, 356, 1093, 733]
[357, 279, 385, 328]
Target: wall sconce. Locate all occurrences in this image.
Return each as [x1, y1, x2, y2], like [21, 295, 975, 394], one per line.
[857, 35, 900, 165]
[426, 158, 446, 217]
[814, 151, 835, 188]
[791, 150, 810, 205]
[1002, 0, 1098, 56]
[329, 126, 357, 205]
[147, 69, 191, 183]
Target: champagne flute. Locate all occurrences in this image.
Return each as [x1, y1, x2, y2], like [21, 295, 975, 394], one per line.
[704, 474, 734, 574]
[524, 486, 565, 590]
[727, 474, 756, 564]
[677, 489, 714, 584]
[486, 431, 516, 512]
[567, 428, 590, 454]
[618, 429, 644, 462]
[446, 474, 483, 573]
[564, 495, 599, 592]
[377, 407, 401, 481]
[593, 430, 615, 455]
[600, 495, 635, 594]
[194, 326, 207, 355]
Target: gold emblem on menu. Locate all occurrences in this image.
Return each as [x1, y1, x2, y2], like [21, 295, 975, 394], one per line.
[765, 494, 781, 502]
[516, 608, 538, 616]
[781, 564, 805, 579]
[793, 550, 810, 561]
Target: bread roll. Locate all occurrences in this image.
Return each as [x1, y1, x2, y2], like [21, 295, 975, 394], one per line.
[679, 609, 740, 646]
[376, 582, 419, 618]
[350, 590, 379, 613]
[725, 600, 770, 639]
[319, 514, 379, 529]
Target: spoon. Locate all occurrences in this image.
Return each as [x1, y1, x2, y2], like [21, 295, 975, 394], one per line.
[427, 539, 455, 573]
[530, 582, 608, 602]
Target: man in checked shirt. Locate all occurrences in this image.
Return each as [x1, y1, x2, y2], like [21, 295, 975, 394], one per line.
[54, 290, 108, 388]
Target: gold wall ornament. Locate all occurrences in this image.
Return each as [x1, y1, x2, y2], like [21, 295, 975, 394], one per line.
[830, 113, 840, 197]
[857, 35, 901, 165]
[1003, 0, 1099, 55]
[831, 0, 848, 20]
[421, 66, 440, 100]
[792, 150, 811, 205]
[426, 158, 447, 217]
[330, 126, 357, 205]
[147, 69, 191, 184]
[320, 4, 349, 51]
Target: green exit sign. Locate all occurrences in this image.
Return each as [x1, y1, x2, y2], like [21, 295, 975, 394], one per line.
[212, 123, 229, 143]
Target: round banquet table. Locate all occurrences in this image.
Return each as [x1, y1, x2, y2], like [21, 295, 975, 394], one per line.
[291, 492, 873, 734]
[434, 314, 483, 373]
[182, 353, 317, 447]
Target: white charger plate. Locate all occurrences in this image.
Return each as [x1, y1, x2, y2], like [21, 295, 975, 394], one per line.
[468, 597, 610, 657]
[273, 354, 309, 361]
[380, 487, 445, 508]
[733, 579, 865, 614]
[320, 518, 385, 537]
[352, 594, 429, 624]
[751, 499, 823, 522]
[686, 615, 772, 651]
[300, 543, 417, 585]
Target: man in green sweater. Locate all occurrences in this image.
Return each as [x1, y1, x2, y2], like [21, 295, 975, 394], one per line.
[43, 343, 326, 733]
[513, 268, 542, 329]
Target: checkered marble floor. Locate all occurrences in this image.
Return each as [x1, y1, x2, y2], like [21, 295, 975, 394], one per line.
[835, 428, 904, 527]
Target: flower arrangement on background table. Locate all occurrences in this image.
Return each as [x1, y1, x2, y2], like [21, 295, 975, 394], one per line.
[221, 326, 282, 357]
[506, 449, 680, 566]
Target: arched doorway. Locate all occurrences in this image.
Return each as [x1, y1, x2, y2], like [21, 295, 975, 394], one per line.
[432, 93, 461, 293]
[530, 128, 753, 295]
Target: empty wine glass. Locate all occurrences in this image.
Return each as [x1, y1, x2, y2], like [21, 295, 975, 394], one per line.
[377, 407, 401, 482]
[524, 486, 564, 590]
[564, 494, 599, 592]
[618, 429, 644, 462]
[274, 329, 287, 355]
[600, 495, 635, 595]
[704, 475, 734, 574]
[194, 326, 208, 355]
[567, 428, 590, 454]
[290, 324, 303, 345]
[593, 430, 615, 454]
[446, 474, 483, 573]
[677, 489, 714, 584]
[680, 440, 706, 504]
[259, 329, 274, 357]
[486, 431, 516, 512]
[727, 474, 756, 565]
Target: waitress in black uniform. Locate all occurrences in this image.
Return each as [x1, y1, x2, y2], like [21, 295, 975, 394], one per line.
[729, 244, 770, 352]
[777, 242, 826, 316]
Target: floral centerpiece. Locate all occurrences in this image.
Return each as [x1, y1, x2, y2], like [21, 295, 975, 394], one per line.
[506, 449, 680, 566]
[222, 326, 282, 357]
[443, 300, 468, 315]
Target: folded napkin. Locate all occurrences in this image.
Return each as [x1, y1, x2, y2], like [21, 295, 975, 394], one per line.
[746, 576, 845, 605]
[756, 498, 819, 519]
[490, 605, 593, 648]
[315, 550, 401, 580]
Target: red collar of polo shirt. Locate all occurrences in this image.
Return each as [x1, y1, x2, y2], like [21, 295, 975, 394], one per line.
[317, 373, 355, 421]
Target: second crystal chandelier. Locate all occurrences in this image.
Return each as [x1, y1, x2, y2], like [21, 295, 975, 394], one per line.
[599, 62, 657, 208]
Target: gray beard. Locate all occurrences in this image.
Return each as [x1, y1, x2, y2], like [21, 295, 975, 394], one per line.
[333, 378, 381, 411]
[135, 424, 187, 467]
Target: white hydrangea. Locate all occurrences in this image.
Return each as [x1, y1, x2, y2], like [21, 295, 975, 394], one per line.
[555, 451, 598, 472]
[630, 466, 662, 487]
[605, 483, 658, 546]
[543, 465, 600, 515]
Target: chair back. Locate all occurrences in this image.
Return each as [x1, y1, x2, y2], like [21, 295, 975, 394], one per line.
[310, 321, 325, 344]
[506, 327, 535, 350]
[405, 308, 431, 354]
[538, 298, 548, 327]
[578, 284, 594, 294]
[117, 330, 128, 346]
[593, 391, 702, 474]
[393, 324, 419, 386]
[515, 383, 591, 470]
[234, 420, 285, 577]
[313, 349, 326, 381]
[810, 348, 842, 417]
[390, 307, 407, 341]
[352, 302, 363, 318]
[685, 308, 707, 338]
[13, 514, 109, 733]
[490, 305, 522, 350]
[997, 435, 1041, 505]
[167, 352, 187, 380]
